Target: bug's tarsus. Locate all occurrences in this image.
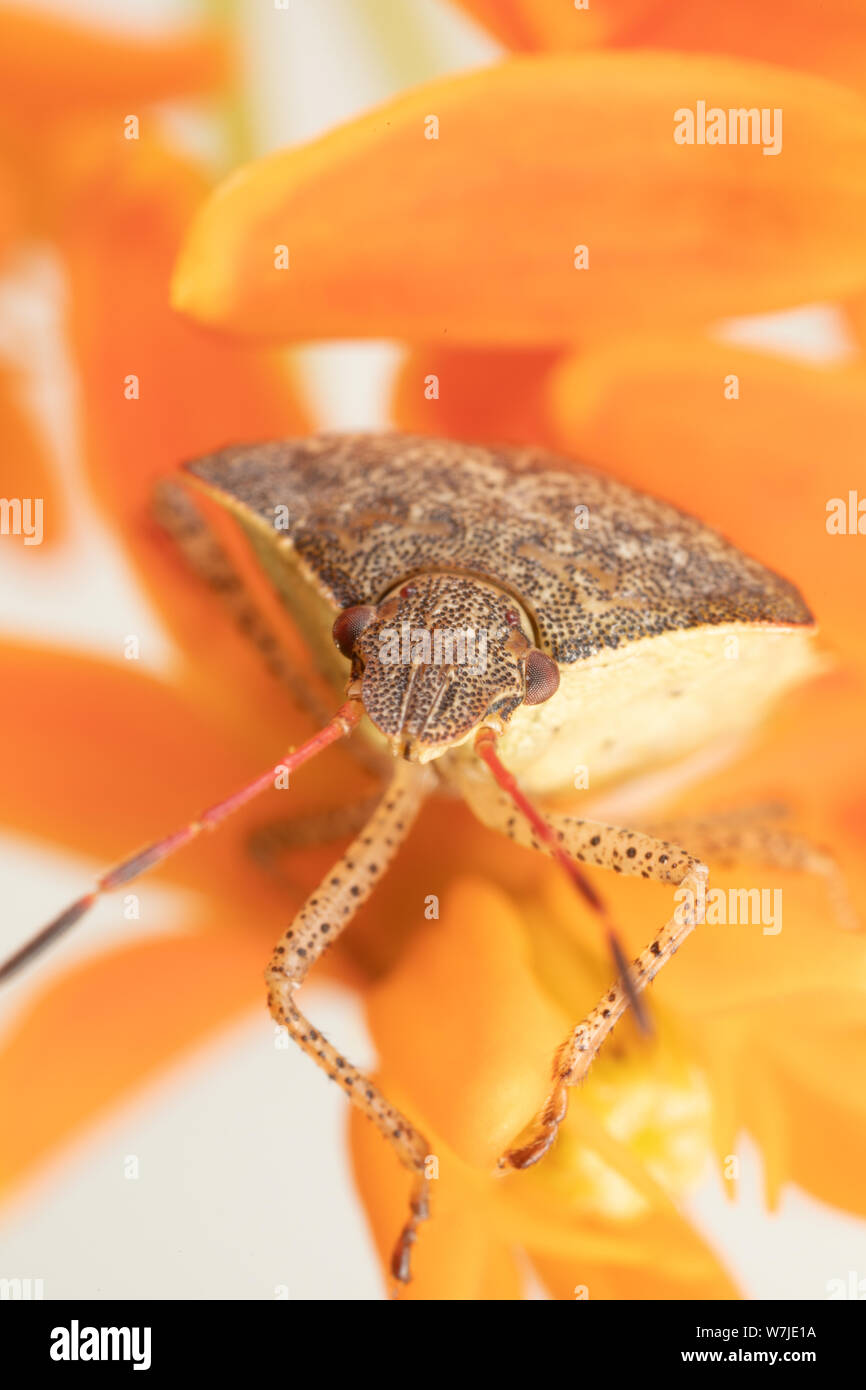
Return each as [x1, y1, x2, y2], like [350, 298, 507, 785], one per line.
[390, 1174, 431, 1286]
[473, 726, 650, 1035]
[0, 699, 363, 986]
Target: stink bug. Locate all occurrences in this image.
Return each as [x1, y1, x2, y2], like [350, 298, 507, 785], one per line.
[2, 432, 842, 1284]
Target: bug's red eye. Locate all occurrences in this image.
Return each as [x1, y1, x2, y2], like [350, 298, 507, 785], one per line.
[523, 648, 560, 705]
[399, 583, 418, 598]
[332, 605, 376, 658]
[504, 608, 520, 627]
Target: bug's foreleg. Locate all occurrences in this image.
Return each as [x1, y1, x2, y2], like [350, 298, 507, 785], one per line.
[456, 771, 709, 1168]
[503, 816, 708, 1169]
[504, 851, 708, 1170]
[264, 760, 435, 1284]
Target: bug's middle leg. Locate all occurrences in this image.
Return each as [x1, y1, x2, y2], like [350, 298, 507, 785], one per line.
[265, 759, 435, 1282]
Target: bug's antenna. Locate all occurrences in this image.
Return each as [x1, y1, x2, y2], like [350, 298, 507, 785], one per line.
[474, 726, 650, 1035]
[0, 700, 363, 986]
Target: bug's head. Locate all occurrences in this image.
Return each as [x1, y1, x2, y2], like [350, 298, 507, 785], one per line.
[332, 574, 559, 762]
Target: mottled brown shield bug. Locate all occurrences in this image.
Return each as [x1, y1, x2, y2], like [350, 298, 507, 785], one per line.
[3, 432, 841, 1283]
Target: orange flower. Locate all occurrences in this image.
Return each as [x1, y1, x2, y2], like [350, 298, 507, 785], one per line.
[0, 16, 315, 1203]
[0, 3, 226, 239]
[169, 24, 866, 1299]
[2, 5, 865, 1303]
[0, 4, 228, 550]
[172, 53, 866, 343]
[454, 0, 866, 91]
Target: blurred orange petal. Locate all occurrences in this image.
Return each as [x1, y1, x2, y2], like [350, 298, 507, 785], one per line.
[656, 866, 866, 1021]
[173, 53, 866, 345]
[0, 925, 265, 1205]
[349, 1084, 523, 1299]
[845, 290, 866, 352]
[455, 0, 866, 89]
[0, 641, 310, 893]
[391, 346, 560, 445]
[531, 1212, 739, 1299]
[548, 340, 866, 669]
[453, 0, 646, 51]
[365, 876, 570, 1170]
[613, 0, 866, 88]
[762, 996, 866, 1216]
[0, 642, 354, 1205]
[57, 131, 313, 724]
[0, 149, 20, 260]
[0, 5, 227, 112]
[350, 1061, 737, 1297]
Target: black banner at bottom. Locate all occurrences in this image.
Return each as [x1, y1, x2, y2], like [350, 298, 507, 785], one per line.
[0, 1298, 857, 1375]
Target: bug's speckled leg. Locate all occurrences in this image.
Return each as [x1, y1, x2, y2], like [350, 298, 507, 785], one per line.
[643, 806, 857, 930]
[456, 774, 709, 1167]
[152, 478, 388, 777]
[503, 852, 707, 1171]
[265, 760, 435, 1284]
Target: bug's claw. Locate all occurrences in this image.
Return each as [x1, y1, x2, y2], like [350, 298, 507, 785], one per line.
[389, 1175, 431, 1286]
[501, 1083, 569, 1171]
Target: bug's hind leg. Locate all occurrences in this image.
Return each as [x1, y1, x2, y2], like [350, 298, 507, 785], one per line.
[265, 759, 436, 1283]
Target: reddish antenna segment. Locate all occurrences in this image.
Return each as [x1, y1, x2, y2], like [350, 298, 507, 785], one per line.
[0, 700, 362, 985]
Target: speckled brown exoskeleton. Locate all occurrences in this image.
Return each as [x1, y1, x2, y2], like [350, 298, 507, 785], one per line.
[1, 432, 849, 1286]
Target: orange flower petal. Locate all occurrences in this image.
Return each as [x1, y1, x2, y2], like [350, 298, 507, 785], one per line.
[0, 646, 358, 1205]
[0, 926, 265, 1206]
[0, 6, 227, 112]
[173, 53, 866, 345]
[391, 346, 560, 445]
[350, 1066, 737, 1298]
[364, 876, 570, 1170]
[631, 678, 866, 1017]
[0, 148, 20, 261]
[762, 997, 866, 1216]
[613, 0, 866, 89]
[57, 130, 313, 725]
[0, 641, 315, 889]
[456, 0, 866, 89]
[548, 340, 866, 670]
[530, 1211, 739, 1299]
[348, 1081, 523, 1299]
[845, 290, 866, 352]
[453, 0, 646, 51]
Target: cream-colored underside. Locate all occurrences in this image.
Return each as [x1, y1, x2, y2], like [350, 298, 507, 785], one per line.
[441, 622, 819, 800]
